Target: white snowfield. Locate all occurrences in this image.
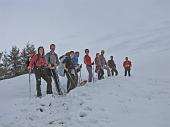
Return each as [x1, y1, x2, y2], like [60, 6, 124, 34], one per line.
[0, 74, 170, 127]
[0, 0, 170, 126]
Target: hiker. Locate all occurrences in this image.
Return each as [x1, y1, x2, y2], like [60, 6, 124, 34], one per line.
[108, 56, 118, 76]
[84, 49, 94, 82]
[100, 50, 111, 77]
[123, 57, 132, 77]
[63, 51, 77, 93]
[95, 53, 104, 80]
[72, 51, 82, 72]
[28, 46, 52, 97]
[45, 44, 62, 95]
[72, 51, 82, 84]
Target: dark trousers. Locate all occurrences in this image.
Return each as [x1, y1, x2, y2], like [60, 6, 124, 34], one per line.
[34, 68, 52, 96]
[125, 69, 131, 77]
[111, 68, 118, 76]
[65, 71, 77, 93]
[50, 69, 62, 94]
[98, 68, 104, 80]
[86, 65, 92, 82]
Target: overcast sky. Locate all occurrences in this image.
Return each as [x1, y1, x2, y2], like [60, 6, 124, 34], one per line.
[0, 0, 170, 54]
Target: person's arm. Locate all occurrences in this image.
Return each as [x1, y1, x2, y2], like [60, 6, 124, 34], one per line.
[55, 54, 60, 66]
[84, 55, 87, 64]
[28, 55, 37, 69]
[123, 61, 125, 68]
[45, 53, 50, 64]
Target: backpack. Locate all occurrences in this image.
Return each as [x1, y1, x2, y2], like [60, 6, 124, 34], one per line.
[58, 55, 67, 77]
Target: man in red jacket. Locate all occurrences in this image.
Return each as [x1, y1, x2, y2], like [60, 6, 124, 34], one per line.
[123, 57, 132, 77]
[84, 49, 94, 82]
[28, 46, 52, 97]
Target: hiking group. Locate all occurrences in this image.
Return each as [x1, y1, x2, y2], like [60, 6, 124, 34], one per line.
[27, 44, 132, 97]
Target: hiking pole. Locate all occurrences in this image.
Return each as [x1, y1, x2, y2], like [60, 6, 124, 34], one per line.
[79, 66, 82, 85]
[51, 69, 63, 95]
[28, 69, 31, 98]
[67, 71, 76, 92]
[92, 64, 95, 83]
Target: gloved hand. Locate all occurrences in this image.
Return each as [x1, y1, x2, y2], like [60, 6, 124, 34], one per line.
[91, 62, 94, 65]
[80, 64, 82, 68]
[27, 66, 31, 70]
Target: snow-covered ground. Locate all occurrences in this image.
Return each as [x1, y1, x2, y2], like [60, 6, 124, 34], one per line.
[0, 74, 170, 127]
[0, 0, 170, 127]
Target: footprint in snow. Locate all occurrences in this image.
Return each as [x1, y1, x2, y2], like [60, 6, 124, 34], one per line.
[79, 111, 88, 118]
[84, 106, 93, 111]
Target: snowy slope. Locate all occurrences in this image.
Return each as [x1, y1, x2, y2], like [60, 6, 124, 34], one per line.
[1, 0, 170, 127]
[0, 75, 170, 127]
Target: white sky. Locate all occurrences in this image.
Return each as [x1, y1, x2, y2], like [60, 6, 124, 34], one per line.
[0, 0, 170, 54]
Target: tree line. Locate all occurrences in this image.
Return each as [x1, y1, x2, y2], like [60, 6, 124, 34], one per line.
[0, 43, 36, 80]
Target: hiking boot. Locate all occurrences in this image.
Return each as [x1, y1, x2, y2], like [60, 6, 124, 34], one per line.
[46, 90, 53, 94]
[37, 92, 42, 97]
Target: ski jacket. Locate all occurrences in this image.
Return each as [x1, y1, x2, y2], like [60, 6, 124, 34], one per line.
[84, 54, 92, 65]
[63, 56, 75, 71]
[95, 56, 102, 73]
[45, 52, 60, 66]
[72, 55, 79, 65]
[123, 60, 132, 70]
[108, 59, 116, 69]
[95, 57, 101, 67]
[26, 55, 34, 67]
[28, 54, 47, 68]
[100, 55, 107, 66]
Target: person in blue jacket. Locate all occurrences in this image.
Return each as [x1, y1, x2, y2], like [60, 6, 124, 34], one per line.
[72, 51, 82, 84]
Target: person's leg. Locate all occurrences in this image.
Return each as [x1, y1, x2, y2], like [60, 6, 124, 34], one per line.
[113, 68, 118, 76]
[66, 71, 76, 93]
[99, 68, 104, 80]
[98, 71, 100, 80]
[111, 68, 114, 76]
[125, 69, 127, 76]
[74, 70, 78, 86]
[42, 69, 52, 94]
[51, 69, 61, 94]
[65, 72, 71, 93]
[104, 66, 111, 77]
[115, 69, 118, 76]
[128, 69, 131, 77]
[34, 68, 42, 97]
[86, 65, 92, 82]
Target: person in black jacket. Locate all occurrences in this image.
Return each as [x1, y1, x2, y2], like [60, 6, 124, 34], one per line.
[108, 56, 118, 76]
[63, 51, 77, 93]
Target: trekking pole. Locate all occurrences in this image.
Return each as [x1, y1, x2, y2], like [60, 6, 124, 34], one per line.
[79, 66, 82, 85]
[51, 69, 63, 95]
[92, 64, 95, 83]
[28, 69, 31, 98]
[67, 71, 76, 91]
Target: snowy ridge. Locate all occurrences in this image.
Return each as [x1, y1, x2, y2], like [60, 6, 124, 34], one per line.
[0, 75, 170, 127]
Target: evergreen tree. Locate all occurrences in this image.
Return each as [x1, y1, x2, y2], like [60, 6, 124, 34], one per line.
[2, 51, 8, 68]
[20, 42, 36, 72]
[7, 46, 22, 76]
[25, 42, 36, 55]
[0, 52, 2, 61]
[20, 48, 27, 72]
